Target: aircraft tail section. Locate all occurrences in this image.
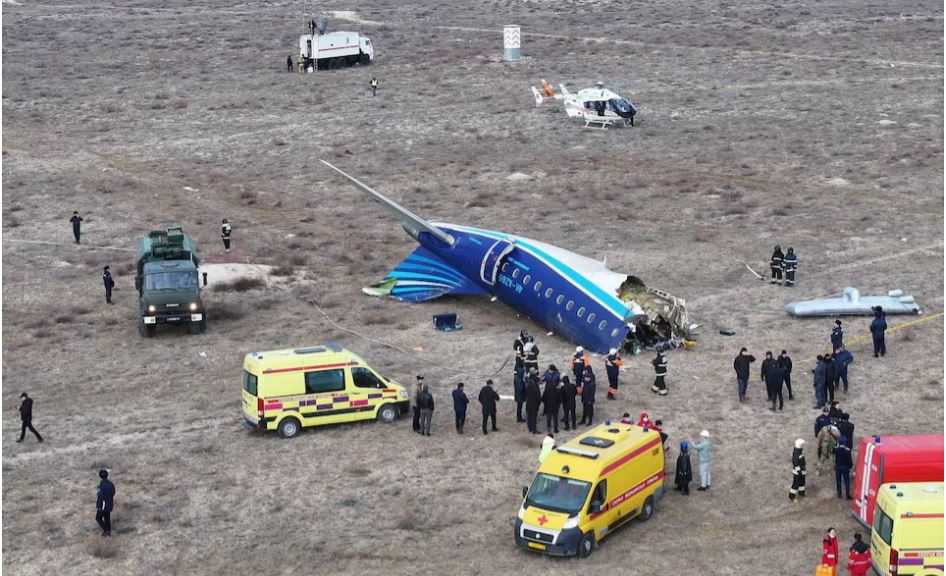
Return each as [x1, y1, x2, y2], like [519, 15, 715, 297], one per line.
[364, 246, 487, 302]
[320, 160, 456, 247]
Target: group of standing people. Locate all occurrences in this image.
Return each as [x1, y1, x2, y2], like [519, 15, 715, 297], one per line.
[769, 245, 798, 287]
[819, 528, 872, 576]
[733, 348, 794, 408]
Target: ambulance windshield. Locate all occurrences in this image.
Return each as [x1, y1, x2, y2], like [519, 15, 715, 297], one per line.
[526, 473, 591, 515]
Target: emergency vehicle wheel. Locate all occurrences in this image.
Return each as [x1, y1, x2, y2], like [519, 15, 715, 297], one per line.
[360, 53, 370, 65]
[188, 319, 206, 334]
[277, 417, 301, 439]
[377, 404, 398, 423]
[139, 323, 155, 337]
[578, 532, 595, 558]
[639, 496, 654, 521]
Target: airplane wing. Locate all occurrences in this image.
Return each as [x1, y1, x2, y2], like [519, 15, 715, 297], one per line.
[320, 159, 456, 246]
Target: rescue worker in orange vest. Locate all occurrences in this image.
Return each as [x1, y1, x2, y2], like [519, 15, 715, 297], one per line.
[846, 533, 871, 576]
[821, 527, 839, 570]
[571, 346, 589, 386]
[605, 348, 624, 400]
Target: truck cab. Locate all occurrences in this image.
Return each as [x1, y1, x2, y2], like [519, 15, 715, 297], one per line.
[136, 225, 206, 336]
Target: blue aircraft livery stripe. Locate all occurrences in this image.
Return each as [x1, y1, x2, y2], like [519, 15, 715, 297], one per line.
[397, 258, 467, 284]
[385, 271, 464, 289]
[440, 224, 628, 318]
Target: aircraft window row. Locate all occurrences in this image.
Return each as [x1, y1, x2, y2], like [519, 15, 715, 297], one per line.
[502, 262, 509, 273]
[566, 300, 574, 311]
[523, 275, 531, 285]
[587, 312, 596, 324]
[534, 281, 542, 292]
[512, 268, 520, 279]
[545, 288, 554, 298]
[577, 307, 586, 318]
[556, 295, 564, 305]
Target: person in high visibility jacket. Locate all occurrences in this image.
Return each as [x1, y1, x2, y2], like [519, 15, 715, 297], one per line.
[369, 77, 379, 96]
[605, 348, 623, 400]
[651, 351, 668, 395]
[821, 527, 839, 568]
[790, 438, 807, 502]
[846, 533, 871, 576]
[770, 245, 784, 284]
[297, 54, 305, 73]
[571, 346, 589, 385]
[782, 247, 798, 286]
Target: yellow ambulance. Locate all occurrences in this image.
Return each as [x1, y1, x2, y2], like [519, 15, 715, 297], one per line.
[241, 343, 409, 438]
[871, 482, 944, 576]
[515, 421, 665, 558]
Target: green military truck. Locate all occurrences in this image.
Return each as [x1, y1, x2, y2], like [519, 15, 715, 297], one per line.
[136, 225, 206, 336]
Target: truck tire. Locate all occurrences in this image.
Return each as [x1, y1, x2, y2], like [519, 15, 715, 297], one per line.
[377, 404, 398, 423]
[359, 53, 370, 65]
[578, 532, 595, 558]
[277, 417, 301, 439]
[639, 496, 654, 521]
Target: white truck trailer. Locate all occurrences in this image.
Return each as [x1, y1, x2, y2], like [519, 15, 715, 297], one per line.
[298, 31, 374, 69]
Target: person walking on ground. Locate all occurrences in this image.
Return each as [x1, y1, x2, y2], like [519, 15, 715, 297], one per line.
[651, 351, 668, 395]
[452, 382, 468, 434]
[778, 350, 794, 400]
[605, 348, 623, 400]
[847, 533, 872, 576]
[411, 375, 424, 433]
[221, 219, 232, 253]
[692, 430, 712, 491]
[16, 392, 43, 443]
[821, 528, 840, 571]
[541, 368, 561, 434]
[790, 438, 807, 503]
[571, 346, 589, 384]
[870, 307, 888, 358]
[95, 469, 115, 537]
[733, 347, 755, 402]
[525, 372, 542, 434]
[287, 55, 294, 72]
[782, 247, 797, 286]
[832, 436, 853, 499]
[834, 346, 854, 394]
[478, 379, 500, 435]
[813, 355, 827, 409]
[761, 351, 785, 411]
[70, 211, 83, 244]
[560, 376, 577, 431]
[369, 77, 379, 96]
[417, 384, 435, 436]
[579, 371, 596, 426]
[675, 441, 693, 495]
[831, 320, 844, 350]
[539, 433, 555, 463]
[103, 266, 115, 304]
[770, 245, 784, 285]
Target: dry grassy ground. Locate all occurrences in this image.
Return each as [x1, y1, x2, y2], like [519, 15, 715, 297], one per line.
[2, 0, 943, 574]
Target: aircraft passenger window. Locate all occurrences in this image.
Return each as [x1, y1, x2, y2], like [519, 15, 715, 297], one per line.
[611, 328, 620, 338]
[545, 288, 554, 298]
[599, 320, 608, 331]
[534, 281, 542, 292]
[512, 268, 520, 279]
[566, 300, 574, 311]
[502, 263, 509, 273]
[555, 294, 564, 305]
[577, 307, 585, 318]
[523, 275, 531, 285]
[587, 313, 596, 324]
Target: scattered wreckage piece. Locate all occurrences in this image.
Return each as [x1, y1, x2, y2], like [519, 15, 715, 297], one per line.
[785, 287, 921, 317]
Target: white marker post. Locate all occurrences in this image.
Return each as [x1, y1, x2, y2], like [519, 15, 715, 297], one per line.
[503, 25, 520, 61]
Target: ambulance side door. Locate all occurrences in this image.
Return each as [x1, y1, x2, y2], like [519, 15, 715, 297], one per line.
[303, 368, 348, 425]
[349, 366, 388, 420]
[588, 480, 618, 540]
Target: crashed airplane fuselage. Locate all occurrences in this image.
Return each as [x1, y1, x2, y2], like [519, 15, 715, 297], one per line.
[321, 160, 691, 354]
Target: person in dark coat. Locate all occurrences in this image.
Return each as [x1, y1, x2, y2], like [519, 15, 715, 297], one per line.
[221, 219, 232, 253]
[828, 401, 844, 420]
[103, 266, 115, 304]
[651, 351, 668, 395]
[96, 469, 116, 536]
[834, 346, 854, 393]
[789, 439, 806, 502]
[513, 365, 526, 423]
[411, 375, 424, 432]
[70, 211, 83, 243]
[452, 382, 468, 434]
[733, 347, 755, 402]
[814, 407, 832, 437]
[770, 245, 784, 285]
[523, 338, 540, 374]
[571, 346, 588, 384]
[675, 441, 693, 494]
[524, 373, 542, 434]
[417, 384, 435, 436]
[560, 376, 577, 431]
[761, 351, 784, 410]
[831, 320, 844, 350]
[579, 372, 596, 426]
[824, 353, 837, 403]
[782, 247, 797, 286]
[542, 373, 561, 434]
[813, 355, 827, 409]
[870, 308, 887, 358]
[514, 331, 528, 372]
[16, 392, 43, 443]
[287, 55, 294, 72]
[777, 350, 794, 400]
[832, 437, 853, 499]
[838, 413, 854, 448]
[478, 380, 500, 435]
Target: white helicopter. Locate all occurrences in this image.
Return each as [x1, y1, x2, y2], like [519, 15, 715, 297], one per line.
[532, 79, 638, 129]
